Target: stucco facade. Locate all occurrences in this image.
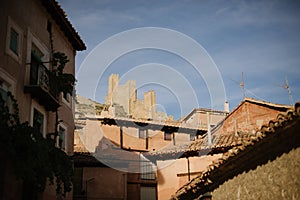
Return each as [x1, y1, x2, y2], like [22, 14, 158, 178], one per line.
[0, 0, 85, 199]
[180, 108, 228, 132]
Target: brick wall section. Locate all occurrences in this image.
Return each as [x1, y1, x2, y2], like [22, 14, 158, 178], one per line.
[219, 102, 286, 135]
[212, 146, 300, 200]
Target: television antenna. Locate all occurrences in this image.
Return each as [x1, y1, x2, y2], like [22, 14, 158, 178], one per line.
[229, 72, 268, 101]
[240, 72, 245, 99]
[275, 77, 294, 105]
[229, 72, 246, 99]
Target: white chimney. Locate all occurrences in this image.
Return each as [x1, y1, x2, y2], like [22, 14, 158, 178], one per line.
[224, 101, 230, 113]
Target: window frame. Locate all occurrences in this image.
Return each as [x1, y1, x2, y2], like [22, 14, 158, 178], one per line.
[140, 155, 156, 180]
[26, 29, 50, 66]
[138, 128, 146, 139]
[57, 123, 67, 151]
[30, 100, 47, 137]
[164, 131, 172, 141]
[61, 91, 72, 108]
[140, 186, 157, 200]
[5, 17, 23, 63]
[0, 69, 16, 110]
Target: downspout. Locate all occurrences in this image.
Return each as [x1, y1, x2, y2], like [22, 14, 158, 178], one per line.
[120, 126, 123, 149]
[207, 112, 212, 146]
[187, 157, 191, 181]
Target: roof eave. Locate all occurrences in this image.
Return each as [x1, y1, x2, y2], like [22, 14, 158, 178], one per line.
[41, 0, 86, 51]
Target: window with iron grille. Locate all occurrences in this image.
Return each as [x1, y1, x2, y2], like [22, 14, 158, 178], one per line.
[140, 155, 155, 180]
[140, 186, 157, 200]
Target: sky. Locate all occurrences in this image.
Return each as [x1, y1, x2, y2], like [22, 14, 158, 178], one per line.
[58, 0, 300, 120]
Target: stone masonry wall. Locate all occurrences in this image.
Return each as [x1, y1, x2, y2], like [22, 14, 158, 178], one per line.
[212, 147, 300, 200]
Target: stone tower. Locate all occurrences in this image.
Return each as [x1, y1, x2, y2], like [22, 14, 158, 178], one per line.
[144, 90, 156, 119]
[105, 74, 119, 105]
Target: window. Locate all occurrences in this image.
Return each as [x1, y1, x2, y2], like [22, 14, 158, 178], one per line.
[31, 101, 47, 137]
[63, 92, 70, 102]
[140, 155, 155, 180]
[139, 128, 146, 139]
[140, 186, 157, 200]
[6, 17, 22, 63]
[25, 29, 50, 86]
[9, 28, 19, 55]
[33, 108, 44, 135]
[0, 81, 9, 106]
[57, 125, 66, 150]
[0, 69, 16, 110]
[61, 91, 72, 107]
[164, 132, 172, 141]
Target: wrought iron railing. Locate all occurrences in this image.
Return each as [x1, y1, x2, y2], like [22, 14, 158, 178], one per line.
[29, 62, 58, 98]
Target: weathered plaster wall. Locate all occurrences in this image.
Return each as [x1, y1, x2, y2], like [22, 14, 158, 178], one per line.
[157, 154, 223, 200]
[83, 167, 127, 199]
[212, 147, 300, 200]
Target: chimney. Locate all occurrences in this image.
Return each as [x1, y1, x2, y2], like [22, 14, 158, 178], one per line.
[224, 101, 230, 113]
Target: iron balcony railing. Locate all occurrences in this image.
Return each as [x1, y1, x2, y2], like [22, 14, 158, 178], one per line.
[25, 62, 60, 111]
[29, 62, 59, 96]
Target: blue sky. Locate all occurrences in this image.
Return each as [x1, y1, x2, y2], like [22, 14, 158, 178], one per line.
[58, 0, 300, 120]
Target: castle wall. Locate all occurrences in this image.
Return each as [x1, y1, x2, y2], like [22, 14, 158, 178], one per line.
[105, 74, 173, 121]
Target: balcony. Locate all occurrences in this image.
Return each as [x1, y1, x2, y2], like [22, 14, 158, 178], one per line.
[24, 62, 60, 111]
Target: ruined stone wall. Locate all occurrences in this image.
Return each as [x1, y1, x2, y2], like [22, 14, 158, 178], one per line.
[212, 147, 300, 200]
[105, 74, 173, 121]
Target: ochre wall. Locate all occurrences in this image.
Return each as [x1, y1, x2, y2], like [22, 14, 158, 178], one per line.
[83, 167, 127, 199]
[212, 147, 300, 200]
[157, 154, 223, 200]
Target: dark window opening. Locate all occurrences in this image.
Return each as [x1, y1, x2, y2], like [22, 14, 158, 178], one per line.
[9, 28, 18, 55]
[58, 126, 66, 150]
[33, 108, 44, 135]
[164, 132, 172, 141]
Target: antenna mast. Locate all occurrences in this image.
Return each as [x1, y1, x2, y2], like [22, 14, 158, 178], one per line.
[284, 77, 294, 105]
[240, 72, 245, 99]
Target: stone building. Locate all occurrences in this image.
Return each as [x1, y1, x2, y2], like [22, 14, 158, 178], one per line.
[172, 102, 300, 200]
[103, 73, 173, 121]
[0, 0, 85, 199]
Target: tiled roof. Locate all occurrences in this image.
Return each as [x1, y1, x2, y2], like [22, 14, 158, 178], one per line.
[93, 117, 207, 134]
[189, 132, 253, 151]
[171, 102, 300, 200]
[144, 133, 253, 161]
[41, 0, 86, 51]
[144, 142, 192, 161]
